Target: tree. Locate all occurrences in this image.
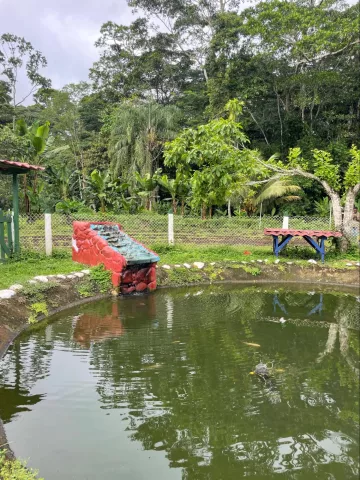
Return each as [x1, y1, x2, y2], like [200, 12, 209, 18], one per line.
[90, 19, 194, 104]
[164, 100, 264, 218]
[0, 33, 51, 128]
[35, 87, 89, 197]
[257, 146, 360, 249]
[252, 178, 302, 215]
[206, 1, 359, 155]
[0, 80, 13, 125]
[106, 100, 181, 180]
[129, 0, 244, 83]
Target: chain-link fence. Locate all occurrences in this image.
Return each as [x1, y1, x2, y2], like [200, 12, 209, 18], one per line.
[16, 212, 359, 254]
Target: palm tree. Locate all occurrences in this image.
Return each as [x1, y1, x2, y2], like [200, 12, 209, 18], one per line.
[253, 178, 302, 215]
[108, 101, 181, 180]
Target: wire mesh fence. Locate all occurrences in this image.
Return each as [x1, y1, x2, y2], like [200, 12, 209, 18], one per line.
[15, 212, 359, 254]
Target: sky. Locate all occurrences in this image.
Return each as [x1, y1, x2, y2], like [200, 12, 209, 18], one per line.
[0, 0, 135, 102]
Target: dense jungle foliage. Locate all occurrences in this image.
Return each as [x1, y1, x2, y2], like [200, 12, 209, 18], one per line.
[0, 0, 359, 223]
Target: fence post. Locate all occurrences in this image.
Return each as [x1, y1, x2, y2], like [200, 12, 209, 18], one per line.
[45, 212, 53, 256]
[168, 212, 174, 245]
[282, 214, 289, 229]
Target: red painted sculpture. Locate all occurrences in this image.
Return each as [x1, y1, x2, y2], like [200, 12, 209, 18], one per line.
[72, 221, 159, 293]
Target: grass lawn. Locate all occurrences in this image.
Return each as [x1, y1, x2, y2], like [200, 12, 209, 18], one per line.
[0, 252, 85, 290]
[151, 243, 359, 268]
[0, 244, 358, 290]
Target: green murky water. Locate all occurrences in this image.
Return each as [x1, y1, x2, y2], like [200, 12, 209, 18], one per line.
[0, 285, 359, 479]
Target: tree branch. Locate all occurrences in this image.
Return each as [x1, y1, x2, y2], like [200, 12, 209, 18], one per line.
[352, 183, 360, 196]
[297, 39, 360, 66]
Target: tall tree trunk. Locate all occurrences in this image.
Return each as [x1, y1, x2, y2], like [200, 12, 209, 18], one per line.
[228, 199, 231, 218]
[201, 204, 206, 220]
[181, 200, 185, 216]
[343, 187, 357, 239]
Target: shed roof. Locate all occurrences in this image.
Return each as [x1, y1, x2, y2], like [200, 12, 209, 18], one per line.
[0, 159, 45, 175]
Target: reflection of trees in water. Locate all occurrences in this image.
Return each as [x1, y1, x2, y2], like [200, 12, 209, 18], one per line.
[0, 289, 358, 477]
[90, 289, 359, 477]
[0, 329, 53, 423]
[0, 335, 53, 393]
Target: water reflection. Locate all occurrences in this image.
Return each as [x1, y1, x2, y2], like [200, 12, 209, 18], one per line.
[0, 285, 358, 479]
[0, 384, 44, 423]
[73, 302, 124, 348]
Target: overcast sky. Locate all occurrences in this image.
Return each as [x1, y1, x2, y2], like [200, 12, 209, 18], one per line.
[0, 0, 135, 102]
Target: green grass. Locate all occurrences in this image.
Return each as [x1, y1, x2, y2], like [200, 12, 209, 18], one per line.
[0, 251, 85, 290]
[0, 243, 357, 290]
[151, 243, 359, 269]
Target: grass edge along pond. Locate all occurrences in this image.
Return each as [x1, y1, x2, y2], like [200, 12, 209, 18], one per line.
[0, 245, 359, 290]
[0, 448, 43, 480]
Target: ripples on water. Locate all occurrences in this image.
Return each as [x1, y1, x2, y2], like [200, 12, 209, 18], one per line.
[0, 285, 359, 479]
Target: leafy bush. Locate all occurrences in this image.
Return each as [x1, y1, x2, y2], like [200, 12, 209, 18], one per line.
[28, 302, 49, 324]
[89, 265, 112, 293]
[0, 449, 43, 480]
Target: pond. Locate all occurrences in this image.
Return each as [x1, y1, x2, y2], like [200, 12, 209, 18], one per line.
[0, 285, 359, 479]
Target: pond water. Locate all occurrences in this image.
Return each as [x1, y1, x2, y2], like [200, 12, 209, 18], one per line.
[0, 285, 359, 479]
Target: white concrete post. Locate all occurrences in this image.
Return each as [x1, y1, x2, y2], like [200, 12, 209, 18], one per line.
[168, 213, 174, 245]
[282, 215, 289, 229]
[45, 213, 53, 256]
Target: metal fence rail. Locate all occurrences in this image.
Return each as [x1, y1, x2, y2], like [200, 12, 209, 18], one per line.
[14, 212, 358, 254]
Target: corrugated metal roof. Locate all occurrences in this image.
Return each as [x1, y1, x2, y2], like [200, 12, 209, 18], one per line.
[0, 159, 45, 172]
[264, 228, 342, 238]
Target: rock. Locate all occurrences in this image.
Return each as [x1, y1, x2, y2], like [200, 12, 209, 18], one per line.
[257, 260, 263, 263]
[241, 261, 248, 264]
[28, 280, 37, 284]
[250, 260, 255, 263]
[286, 262, 293, 265]
[147, 281, 157, 291]
[73, 272, 85, 278]
[174, 264, 182, 268]
[193, 262, 205, 269]
[162, 265, 171, 270]
[356, 262, 360, 267]
[279, 317, 286, 324]
[56, 275, 67, 280]
[210, 262, 216, 266]
[81, 269, 91, 274]
[9, 284, 23, 292]
[66, 275, 77, 279]
[346, 263, 353, 267]
[274, 259, 280, 264]
[136, 282, 147, 292]
[308, 259, 317, 264]
[264, 259, 269, 263]
[183, 263, 191, 269]
[33, 275, 49, 283]
[0, 289, 16, 299]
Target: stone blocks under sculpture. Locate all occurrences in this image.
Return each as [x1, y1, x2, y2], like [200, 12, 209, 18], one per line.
[72, 221, 160, 293]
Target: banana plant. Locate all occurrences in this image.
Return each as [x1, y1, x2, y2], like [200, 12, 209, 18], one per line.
[16, 118, 50, 156]
[90, 169, 109, 213]
[134, 172, 158, 211]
